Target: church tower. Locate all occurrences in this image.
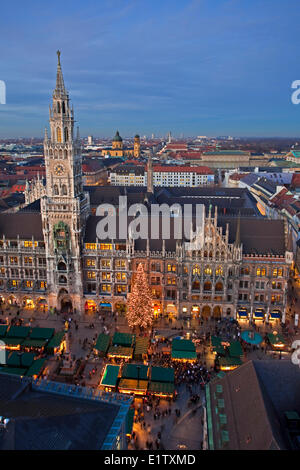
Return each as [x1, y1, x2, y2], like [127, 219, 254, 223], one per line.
[134, 134, 140, 158]
[41, 51, 90, 312]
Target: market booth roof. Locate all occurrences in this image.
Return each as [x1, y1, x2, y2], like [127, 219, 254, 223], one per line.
[6, 326, 30, 339]
[171, 350, 197, 361]
[126, 408, 135, 437]
[0, 367, 27, 376]
[150, 366, 174, 383]
[25, 358, 47, 377]
[118, 378, 148, 394]
[122, 363, 149, 380]
[1, 338, 24, 347]
[0, 325, 8, 337]
[267, 333, 286, 348]
[134, 337, 149, 358]
[107, 345, 133, 359]
[228, 341, 243, 358]
[22, 339, 47, 349]
[172, 338, 195, 352]
[218, 356, 242, 370]
[7, 352, 35, 368]
[112, 332, 135, 347]
[46, 331, 65, 352]
[148, 381, 175, 396]
[100, 364, 120, 388]
[29, 327, 55, 340]
[94, 334, 110, 354]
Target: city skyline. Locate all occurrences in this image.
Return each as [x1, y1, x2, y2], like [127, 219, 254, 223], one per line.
[0, 1, 300, 138]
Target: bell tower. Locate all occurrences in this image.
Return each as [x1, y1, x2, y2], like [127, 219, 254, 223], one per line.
[41, 51, 90, 312]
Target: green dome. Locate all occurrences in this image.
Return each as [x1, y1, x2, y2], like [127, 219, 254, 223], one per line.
[135, 134, 140, 139]
[113, 130, 122, 142]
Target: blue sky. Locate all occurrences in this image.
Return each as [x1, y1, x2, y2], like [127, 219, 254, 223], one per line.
[1, 0, 300, 138]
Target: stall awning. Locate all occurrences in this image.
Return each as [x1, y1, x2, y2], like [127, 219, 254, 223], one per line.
[112, 332, 135, 347]
[238, 310, 248, 317]
[267, 333, 286, 347]
[107, 345, 133, 358]
[0, 325, 8, 337]
[270, 311, 281, 319]
[22, 339, 47, 349]
[218, 356, 242, 369]
[99, 303, 112, 308]
[118, 378, 148, 392]
[134, 337, 149, 358]
[7, 351, 35, 368]
[172, 339, 195, 352]
[171, 350, 197, 361]
[6, 326, 30, 339]
[0, 367, 27, 376]
[126, 408, 135, 436]
[254, 310, 265, 318]
[148, 381, 175, 396]
[2, 338, 24, 347]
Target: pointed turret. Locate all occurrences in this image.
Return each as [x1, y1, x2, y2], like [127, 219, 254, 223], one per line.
[234, 212, 241, 247]
[147, 153, 153, 194]
[54, 50, 67, 97]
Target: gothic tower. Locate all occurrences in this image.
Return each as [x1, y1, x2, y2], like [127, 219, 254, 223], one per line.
[41, 51, 90, 312]
[134, 134, 140, 158]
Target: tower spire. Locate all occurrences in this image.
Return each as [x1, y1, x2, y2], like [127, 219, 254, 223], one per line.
[54, 50, 66, 96]
[147, 153, 153, 194]
[235, 212, 241, 246]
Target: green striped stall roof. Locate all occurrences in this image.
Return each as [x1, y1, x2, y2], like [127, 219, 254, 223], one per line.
[126, 408, 135, 436]
[7, 326, 30, 339]
[122, 363, 149, 380]
[148, 381, 175, 395]
[0, 367, 27, 376]
[134, 337, 149, 357]
[107, 345, 133, 358]
[219, 356, 242, 367]
[172, 339, 195, 352]
[171, 350, 197, 360]
[46, 331, 65, 351]
[7, 351, 36, 368]
[22, 339, 47, 349]
[1, 337, 24, 347]
[228, 341, 243, 357]
[30, 327, 55, 340]
[150, 366, 174, 383]
[112, 332, 135, 347]
[25, 358, 47, 377]
[0, 325, 8, 337]
[94, 333, 110, 353]
[267, 333, 286, 346]
[100, 364, 120, 387]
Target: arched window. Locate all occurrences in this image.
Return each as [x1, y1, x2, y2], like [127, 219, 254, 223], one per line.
[215, 266, 223, 276]
[192, 280, 200, 291]
[203, 281, 212, 291]
[59, 275, 67, 285]
[64, 127, 68, 142]
[62, 185, 67, 196]
[192, 265, 200, 276]
[58, 261, 67, 271]
[64, 150, 67, 159]
[215, 281, 223, 292]
[57, 102, 61, 113]
[204, 266, 212, 276]
[57, 127, 62, 143]
[62, 101, 66, 114]
[54, 185, 59, 195]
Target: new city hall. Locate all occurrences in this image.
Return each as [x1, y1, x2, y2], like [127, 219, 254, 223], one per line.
[0, 54, 293, 323]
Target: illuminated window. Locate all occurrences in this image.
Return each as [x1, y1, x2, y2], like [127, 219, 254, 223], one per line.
[24, 257, 33, 265]
[101, 259, 111, 269]
[273, 268, 283, 277]
[167, 264, 176, 272]
[116, 285, 126, 294]
[256, 267, 266, 277]
[204, 266, 212, 276]
[86, 259, 96, 267]
[215, 266, 223, 276]
[24, 241, 37, 248]
[26, 281, 33, 288]
[102, 272, 111, 281]
[101, 284, 111, 292]
[85, 243, 97, 250]
[87, 271, 96, 279]
[10, 257, 18, 265]
[116, 272, 126, 281]
[116, 260, 126, 269]
[40, 281, 47, 289]
[57, 127, 62, 143]
[192, 265, 200, 275]
[100, 243, 112, 250]
[12, 280, 19, 287]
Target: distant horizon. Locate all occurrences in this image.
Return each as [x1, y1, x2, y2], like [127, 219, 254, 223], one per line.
[1, 1, 300, 138]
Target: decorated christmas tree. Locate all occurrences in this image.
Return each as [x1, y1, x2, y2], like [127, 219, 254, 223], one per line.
[126, 262, 153, 330]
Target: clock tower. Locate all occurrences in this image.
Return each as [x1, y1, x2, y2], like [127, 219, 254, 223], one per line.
[41, 51, 90, 312]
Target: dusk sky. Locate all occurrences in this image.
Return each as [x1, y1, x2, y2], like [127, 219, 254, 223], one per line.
[1, 0, 300, 138]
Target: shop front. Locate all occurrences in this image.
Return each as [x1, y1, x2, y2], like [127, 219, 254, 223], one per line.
[85, 299, 97, 314]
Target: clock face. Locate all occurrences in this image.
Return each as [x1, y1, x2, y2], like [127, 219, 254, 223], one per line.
[54, 163, 65, 176]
